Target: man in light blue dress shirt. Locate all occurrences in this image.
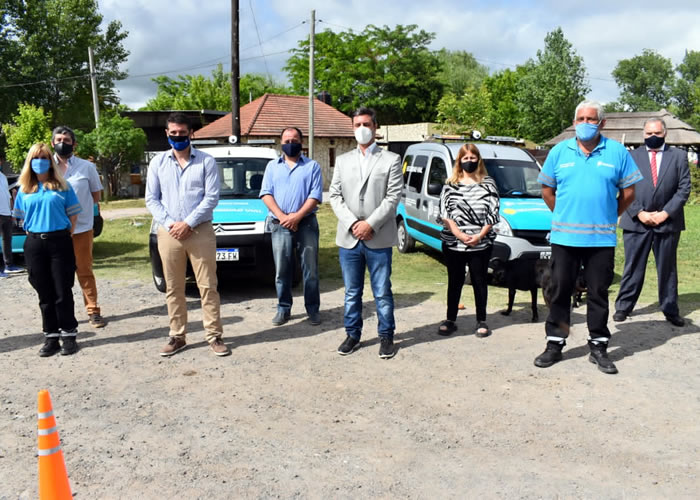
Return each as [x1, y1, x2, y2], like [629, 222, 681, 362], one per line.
[260, 127, 323, 326]
[146, 112, 230, 357]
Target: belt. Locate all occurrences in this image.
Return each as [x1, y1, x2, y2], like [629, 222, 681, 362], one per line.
[270, 213, 316, 224]
[28, 229, 71, 240]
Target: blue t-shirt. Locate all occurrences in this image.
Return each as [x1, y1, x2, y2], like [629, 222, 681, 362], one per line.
[13, 183, 81, 233]
[259, 155, 323, 217]
[538, 136, 642, 247]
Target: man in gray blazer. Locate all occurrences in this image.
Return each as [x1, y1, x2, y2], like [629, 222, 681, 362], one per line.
[614, 118, 691, 326]
[329, 107, 403, 359]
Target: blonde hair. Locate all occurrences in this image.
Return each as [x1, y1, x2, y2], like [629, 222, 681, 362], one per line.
[18, 143, 69, 193]
[447, 143, 488, 184]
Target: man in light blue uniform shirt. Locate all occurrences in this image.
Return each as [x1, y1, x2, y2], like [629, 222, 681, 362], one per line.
[0, 168, 23, 276]
[146, 112, 230, 357]
[260, 126, 323, 326]
[535, 100, 642, 374]
[52, 125, 105, 328]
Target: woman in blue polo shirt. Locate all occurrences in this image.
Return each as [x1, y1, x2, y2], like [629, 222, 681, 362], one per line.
[13, 143, 82, 357]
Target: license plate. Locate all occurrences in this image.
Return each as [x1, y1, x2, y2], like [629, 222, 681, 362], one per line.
[216, 248, 239, 261]
[540, 251, 551, 260]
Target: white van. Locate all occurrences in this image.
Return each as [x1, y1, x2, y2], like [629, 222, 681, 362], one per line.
[396, 141, 552, 283]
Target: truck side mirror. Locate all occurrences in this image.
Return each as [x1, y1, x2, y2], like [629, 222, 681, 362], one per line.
[427, 183, 443, 196]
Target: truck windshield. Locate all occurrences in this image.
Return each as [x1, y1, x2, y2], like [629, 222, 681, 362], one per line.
[484, 159, 542, 198]
[217, 158, 269, 199]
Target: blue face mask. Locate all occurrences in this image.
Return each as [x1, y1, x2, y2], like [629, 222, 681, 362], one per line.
[31, 158, 51, 174]
[168, 135, 190, 151]
[281, 142, 302, 158]
[575, 122, 600, 142]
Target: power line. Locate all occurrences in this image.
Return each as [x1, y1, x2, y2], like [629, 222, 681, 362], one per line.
[248, 0, 270, 80]
[0, 73, 92, 89]
[317, 19, 355, 31]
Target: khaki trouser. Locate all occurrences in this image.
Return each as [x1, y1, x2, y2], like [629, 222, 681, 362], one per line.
[72, 230, 100, 315]
[157, 222, 223, 342]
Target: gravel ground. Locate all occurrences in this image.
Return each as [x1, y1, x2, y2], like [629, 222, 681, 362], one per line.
[0, 267, 698, 499]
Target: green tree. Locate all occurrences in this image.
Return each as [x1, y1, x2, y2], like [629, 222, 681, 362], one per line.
[515, 27, 590, 143]
[285, 24, 443, 124]
[674, 50, 700, 128]
[0, 0, 129, 128]
[1, 103, 53, 171]
[602, 101, 626, 113]
[611, 49, 675, 111]
[436, 85, 492, 136]
[141, 65, 291, 111]
[483, 67, 528, 137]
[435, 49, 489, 96]
[77, 113, 146, 197]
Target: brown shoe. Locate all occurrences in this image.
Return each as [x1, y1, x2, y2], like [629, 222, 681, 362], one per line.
[160, 337, 186, 357]
[210, 338, 231, 357]
[89, 313, 106, 328]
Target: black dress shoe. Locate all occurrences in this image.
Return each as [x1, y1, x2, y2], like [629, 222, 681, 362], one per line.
[589, 347, 618, 374]
[60, 337, 79, 356]
[612, 310, 627, 322]
[665, 315, 685, 327]
[534, 344, 563, 368]
[39, 338, 61, 357]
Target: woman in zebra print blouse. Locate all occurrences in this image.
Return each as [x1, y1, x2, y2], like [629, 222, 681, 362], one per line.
[438, 143, 500, 337]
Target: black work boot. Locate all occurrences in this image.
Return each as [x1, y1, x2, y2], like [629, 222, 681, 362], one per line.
[534, 342, 563, 368]
[60, 334, 79, 356]
[589, 344, 617, 374]
[39, 337, 61, 357]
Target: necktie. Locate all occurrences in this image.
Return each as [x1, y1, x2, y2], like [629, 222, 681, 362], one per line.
[650, 151, 658, 187]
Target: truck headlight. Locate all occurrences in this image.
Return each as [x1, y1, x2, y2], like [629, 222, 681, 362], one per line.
[493, 217, 513, 237]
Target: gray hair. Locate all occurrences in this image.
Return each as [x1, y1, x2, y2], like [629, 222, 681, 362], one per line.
[52, 125, 76, 143]
[643, 117, 667, 133]
[574, 100, 605, 122]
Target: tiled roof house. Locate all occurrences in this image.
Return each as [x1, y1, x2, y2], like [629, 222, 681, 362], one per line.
[195, 94, 356, 188]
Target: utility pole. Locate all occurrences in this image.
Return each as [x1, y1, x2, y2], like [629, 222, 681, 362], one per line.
[308, 10, 315, 158]
[88, 47, 100, 128]
[230, 0, 241, 144]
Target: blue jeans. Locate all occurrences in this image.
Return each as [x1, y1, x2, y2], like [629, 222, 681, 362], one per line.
[339, 242, 395, 340]
[270, 214, 320, 315]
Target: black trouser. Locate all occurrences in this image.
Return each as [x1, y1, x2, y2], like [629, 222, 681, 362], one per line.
[615, 230, 680, 317]
[0, 215, 13, 268]
[443, 243, 492, 322]
[24, 230, 78, 336]
[545, 244, 614, 346]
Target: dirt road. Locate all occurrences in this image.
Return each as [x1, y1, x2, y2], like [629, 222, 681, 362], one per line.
[0, 275, 698, 499]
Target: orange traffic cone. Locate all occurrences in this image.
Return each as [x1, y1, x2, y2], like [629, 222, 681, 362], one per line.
[37, 390, 72, 500]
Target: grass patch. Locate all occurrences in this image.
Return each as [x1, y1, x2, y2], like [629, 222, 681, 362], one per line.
[101, 198, 147, 210]
[93, 216, 152, 281]
[92, 200, 700, 314]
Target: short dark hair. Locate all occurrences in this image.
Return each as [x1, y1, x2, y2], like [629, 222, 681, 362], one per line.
[166, 112, 191, 131]
[351, 107, 377, 126]
[280, 127, 303, 141]
[52, 125, 76, 143]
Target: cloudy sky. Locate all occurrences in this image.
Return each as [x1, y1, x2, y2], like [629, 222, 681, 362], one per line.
[99, 0, 700, 112]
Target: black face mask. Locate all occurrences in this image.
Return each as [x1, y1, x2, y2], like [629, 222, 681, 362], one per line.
[54, 142, 73, 157]
[281, 142, 302, 158]
[461, 160, 479, 173]
[644, 135, 665, 150]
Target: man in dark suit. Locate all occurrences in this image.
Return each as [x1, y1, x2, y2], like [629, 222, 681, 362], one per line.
[614, 118, 691, 326]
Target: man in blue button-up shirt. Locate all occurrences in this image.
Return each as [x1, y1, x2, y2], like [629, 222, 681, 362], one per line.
[260, 127, 323, 326]
[146, 112, 230, 357]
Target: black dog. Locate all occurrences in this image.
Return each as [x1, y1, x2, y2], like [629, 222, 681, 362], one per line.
[501, 259, 550, 322]
[539, 262, 587, 310]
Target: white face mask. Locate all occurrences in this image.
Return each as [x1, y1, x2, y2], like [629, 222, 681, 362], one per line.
[354, 125, 373, 145]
